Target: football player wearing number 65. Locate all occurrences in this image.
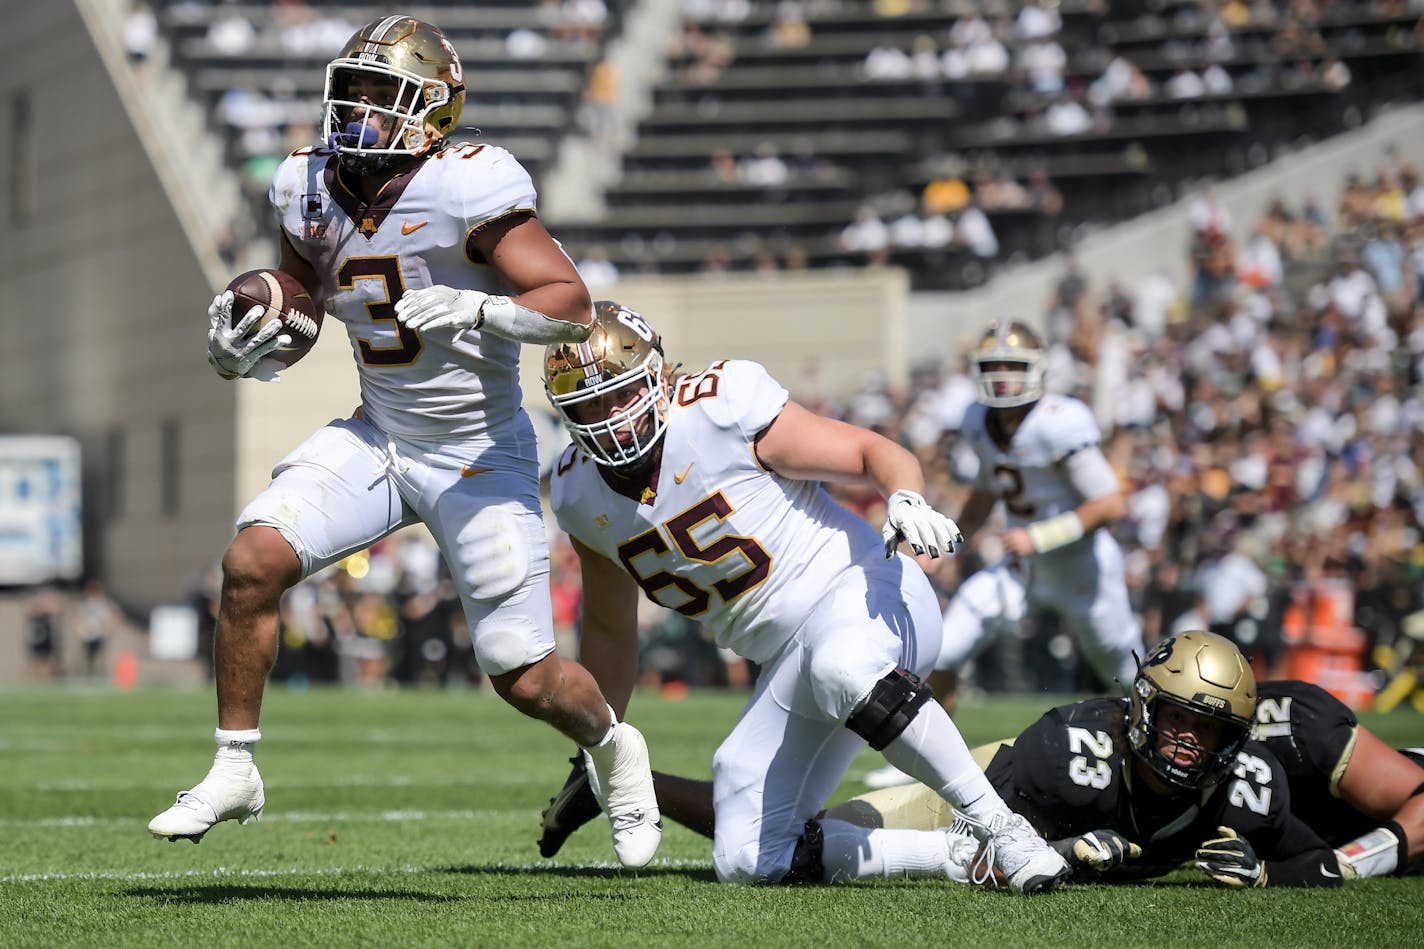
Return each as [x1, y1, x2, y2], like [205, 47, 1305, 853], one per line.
[538, 302, 1070, 892]
[151, 15, 662, 868]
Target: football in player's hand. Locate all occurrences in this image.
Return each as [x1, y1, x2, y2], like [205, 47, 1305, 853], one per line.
[225, 269, 322, 367]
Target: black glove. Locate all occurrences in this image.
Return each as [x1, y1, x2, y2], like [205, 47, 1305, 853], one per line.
[1052, 829, 1143, 870]
[1195, 825, 1268, 888]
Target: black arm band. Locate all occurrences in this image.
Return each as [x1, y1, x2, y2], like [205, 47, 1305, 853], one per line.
[1385, 819, 1411, 877]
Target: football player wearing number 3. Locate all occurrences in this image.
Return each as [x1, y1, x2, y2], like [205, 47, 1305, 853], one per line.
[538, 302, 1070, 892]
[152, 16, 663, 868]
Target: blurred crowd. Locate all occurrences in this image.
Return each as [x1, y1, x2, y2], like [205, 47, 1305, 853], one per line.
[105, 152, 1413, 699]
[93, 0, 1424, 697]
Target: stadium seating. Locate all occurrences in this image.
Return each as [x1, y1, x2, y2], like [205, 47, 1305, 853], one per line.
[151, 0, 1424, 289]
[545, 0, 1424, 287]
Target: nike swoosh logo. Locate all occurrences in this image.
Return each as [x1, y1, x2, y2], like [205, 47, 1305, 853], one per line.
[673, 463, 693, 484]
[402, 221, 429, 235]
[461, 465, 492, 477]
[1320, 864, 1339, 879]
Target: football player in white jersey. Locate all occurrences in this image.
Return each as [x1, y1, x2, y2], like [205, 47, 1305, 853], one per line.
[864, 319, 1144, 789]
[534, 302, 1070, 892]
[150, 16, 661, 868]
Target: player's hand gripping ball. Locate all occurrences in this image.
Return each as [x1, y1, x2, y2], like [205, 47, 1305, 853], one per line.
[224, 269, 322, 368]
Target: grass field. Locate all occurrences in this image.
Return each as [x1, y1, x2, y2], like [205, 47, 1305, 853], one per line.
[2, 685, 1421, 948]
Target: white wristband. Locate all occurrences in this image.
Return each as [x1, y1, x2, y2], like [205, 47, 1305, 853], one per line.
[1336, 825, 1402, 879]
[1027, 512, 1085, 552]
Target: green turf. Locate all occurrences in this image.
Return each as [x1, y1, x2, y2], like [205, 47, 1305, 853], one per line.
[1, 686, 1420, 948]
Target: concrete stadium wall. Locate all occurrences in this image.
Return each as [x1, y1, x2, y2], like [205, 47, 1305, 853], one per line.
[0, 2, 238, 609]
[516, 267, 910, 415]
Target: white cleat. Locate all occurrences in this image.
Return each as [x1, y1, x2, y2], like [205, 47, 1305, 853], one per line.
[583, 722, 662, 868]
[862, 763, 916, 790]
[979, 810, 1070, 894]
[148, 748, 265, 843]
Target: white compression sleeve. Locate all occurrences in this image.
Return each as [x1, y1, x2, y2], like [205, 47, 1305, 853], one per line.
[475, 296, 593, 344]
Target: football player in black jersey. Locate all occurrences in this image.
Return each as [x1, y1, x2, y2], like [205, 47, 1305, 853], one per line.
[973, 631, 1341, 886]
[821, 674, 1423, 882]
[1253, 680, 1423, 878]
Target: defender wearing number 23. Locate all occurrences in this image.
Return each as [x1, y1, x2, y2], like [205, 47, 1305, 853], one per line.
[984, 635, 1342, 887]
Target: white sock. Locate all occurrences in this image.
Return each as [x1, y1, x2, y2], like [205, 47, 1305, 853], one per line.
[213, 728, 260, 764]
[818, 818, 952, 881]
[877, 701, 1004, 823]
[582, 706, 619, 774]
[214, 727, 261, 746]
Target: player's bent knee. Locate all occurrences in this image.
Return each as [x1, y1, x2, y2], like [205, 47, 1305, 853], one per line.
[713, 837, 796, 884]
[222, 526, 300, 592]
[845, 667, 934, 750]
[715, 820, 822, 884]
[487, 651, 560, 709]
[807, 642, 897, 721]
[458, 506, 530, 601]
[473, 619, 546, 676]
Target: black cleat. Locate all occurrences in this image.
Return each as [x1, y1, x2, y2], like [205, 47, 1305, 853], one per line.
[537, 753, 603, 858]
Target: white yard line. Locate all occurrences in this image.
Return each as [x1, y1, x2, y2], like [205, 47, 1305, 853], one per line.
[31, 773, 539, 792]
[0, 808, 516, 828]
[2, 858, 711, 885]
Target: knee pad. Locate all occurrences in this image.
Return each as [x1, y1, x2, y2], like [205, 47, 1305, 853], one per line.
[845, 667, 934, 751]
[458, 505, 530, 601]
[471, 617, 545, 676]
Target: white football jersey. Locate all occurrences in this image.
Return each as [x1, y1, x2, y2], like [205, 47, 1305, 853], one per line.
[962, 394, 1103, 529]
[551, 360, 890, 665]
[270, 142, 536, 449]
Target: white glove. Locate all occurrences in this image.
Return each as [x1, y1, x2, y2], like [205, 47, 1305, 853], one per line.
[393, 285, 491, 333]
[881, 489, 964, 559]
[206, 291, 290, 382]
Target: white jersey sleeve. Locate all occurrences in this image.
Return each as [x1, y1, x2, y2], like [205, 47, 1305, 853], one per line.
[452, 145, 537, 232]
[551, 359, 889, 665]
[689, 359, 790, 441]
[964, 395, 1106, 527]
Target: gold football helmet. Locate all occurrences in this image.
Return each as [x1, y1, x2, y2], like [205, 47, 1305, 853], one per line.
[322, 16, 465, 173]
[970, 320, 1045, 408]
[1127, 630, 1257, 790]
[545, 301, 669, 469]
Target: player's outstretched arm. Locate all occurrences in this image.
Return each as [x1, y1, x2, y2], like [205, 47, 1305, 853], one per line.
[1003, 446, 1125, 557]
[1333, 726, 1424, 877]
[395, 214, 593, 344]
[754, 400, 961, 558]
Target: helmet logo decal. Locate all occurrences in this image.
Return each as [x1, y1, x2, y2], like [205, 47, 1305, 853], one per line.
[1144, 639, 1174, 667]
